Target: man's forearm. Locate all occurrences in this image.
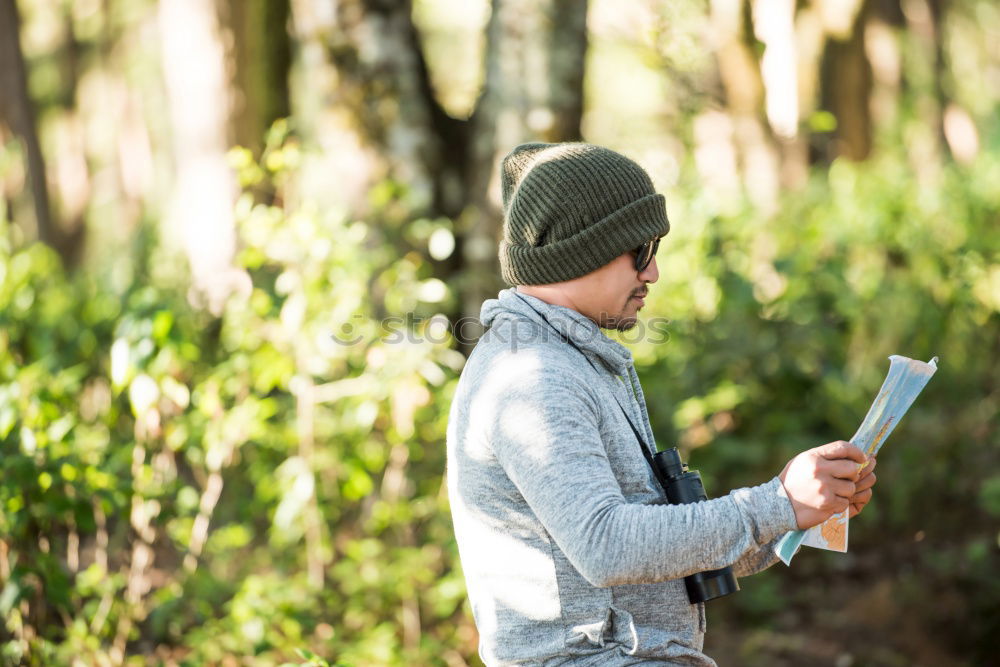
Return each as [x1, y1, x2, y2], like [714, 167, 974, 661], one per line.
[731, 535, 783, 578]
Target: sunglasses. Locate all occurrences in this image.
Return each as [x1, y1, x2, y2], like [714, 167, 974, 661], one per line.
[634, 238, 660, 272]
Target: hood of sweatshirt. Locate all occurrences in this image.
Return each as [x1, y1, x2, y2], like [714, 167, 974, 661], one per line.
[479, 288, 634, 377]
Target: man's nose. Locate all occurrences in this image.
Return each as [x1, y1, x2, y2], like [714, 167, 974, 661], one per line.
[639, 255, 659, 283]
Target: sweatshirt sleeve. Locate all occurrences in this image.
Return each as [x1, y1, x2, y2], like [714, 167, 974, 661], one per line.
[731, 534, 784, 577]
[487, 355, 798, 588]
[730, 479, 796, 576]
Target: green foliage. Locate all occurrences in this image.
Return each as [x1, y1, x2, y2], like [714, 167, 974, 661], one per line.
[0, 132, 473, 665]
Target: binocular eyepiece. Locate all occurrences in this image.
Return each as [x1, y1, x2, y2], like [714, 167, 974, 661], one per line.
[652, 447, 740, 604]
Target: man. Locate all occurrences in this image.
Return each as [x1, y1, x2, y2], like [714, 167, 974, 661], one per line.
[446, 143, 876, 666]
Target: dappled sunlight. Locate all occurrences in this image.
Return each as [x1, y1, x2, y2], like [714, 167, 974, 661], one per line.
[496, 398, 552, 466]
[467, 348, 542, 460]
[449, 487, 562, 624]
[468, 537, 562, 622]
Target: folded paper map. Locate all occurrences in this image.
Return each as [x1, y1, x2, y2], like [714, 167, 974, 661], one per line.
[775, 355, 939, 565]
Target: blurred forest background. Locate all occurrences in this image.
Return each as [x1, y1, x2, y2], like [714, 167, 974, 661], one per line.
[0, 0, 998, 664]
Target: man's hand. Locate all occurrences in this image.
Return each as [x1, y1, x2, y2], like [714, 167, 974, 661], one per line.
[779, 441, 869, 530]
[848, 456, 877, 518]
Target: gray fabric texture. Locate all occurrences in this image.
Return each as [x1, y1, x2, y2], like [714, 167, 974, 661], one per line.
[446, 289, 798, 666]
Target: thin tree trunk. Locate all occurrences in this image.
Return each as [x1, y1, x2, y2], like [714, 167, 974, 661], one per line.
[819, 0, 874, 161]
[0, 0, 64, 260]
[547, 0, 588, 142]
[294, 379, 325, 589]
[113, 442, 158, 665]
[226, 0, 293, 155]
[712, 0, 781, 209]
[925, 0, 953, 159]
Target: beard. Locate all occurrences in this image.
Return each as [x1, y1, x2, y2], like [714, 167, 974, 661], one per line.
[598, 288, 645, 331]
[613, 317, 638, 332]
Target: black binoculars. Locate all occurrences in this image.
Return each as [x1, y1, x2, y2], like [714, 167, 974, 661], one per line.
[652, 447, 740, 604]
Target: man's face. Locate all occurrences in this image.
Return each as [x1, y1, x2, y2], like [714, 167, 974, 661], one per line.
[567, 243, 660, 331]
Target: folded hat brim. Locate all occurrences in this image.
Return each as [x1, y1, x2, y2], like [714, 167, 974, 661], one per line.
[500, 193, 670, 286]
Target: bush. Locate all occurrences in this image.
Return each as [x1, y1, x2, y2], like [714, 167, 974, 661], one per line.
[0, 131, 472, 665]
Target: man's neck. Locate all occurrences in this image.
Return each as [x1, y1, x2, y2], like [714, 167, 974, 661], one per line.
[515, 285, 581, 314]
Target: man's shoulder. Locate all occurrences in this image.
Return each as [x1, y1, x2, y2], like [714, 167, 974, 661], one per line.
[469, 326, 587, 378]
[460, 321, 599, 400]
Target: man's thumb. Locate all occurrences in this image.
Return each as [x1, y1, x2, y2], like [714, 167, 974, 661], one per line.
[818, 440, 866, 464]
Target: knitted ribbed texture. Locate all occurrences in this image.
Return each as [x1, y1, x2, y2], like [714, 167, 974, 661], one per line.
[499, 142, 670, 285]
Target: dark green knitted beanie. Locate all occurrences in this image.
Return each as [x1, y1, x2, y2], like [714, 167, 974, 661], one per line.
[499, 142, 670, 285]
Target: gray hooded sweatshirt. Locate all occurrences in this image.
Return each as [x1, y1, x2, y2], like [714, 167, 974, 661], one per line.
[446, 289, 798, 665]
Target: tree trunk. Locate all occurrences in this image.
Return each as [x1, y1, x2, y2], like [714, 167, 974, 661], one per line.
[819, 0, 874, 162]
[158, 0, 250, 313]
[225, 0, 293, 155]
[546, 0, 588, 142]
[711, 0, 782, 210]
[925, 0, 954, 160]
[291, 0, 588, 346]
[317, 0, 469, 217]
[0, 0, 76, 262]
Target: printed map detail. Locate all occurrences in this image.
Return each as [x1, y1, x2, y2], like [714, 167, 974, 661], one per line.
[776, 355, 938, 564]
[819, 512, 847, 551]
